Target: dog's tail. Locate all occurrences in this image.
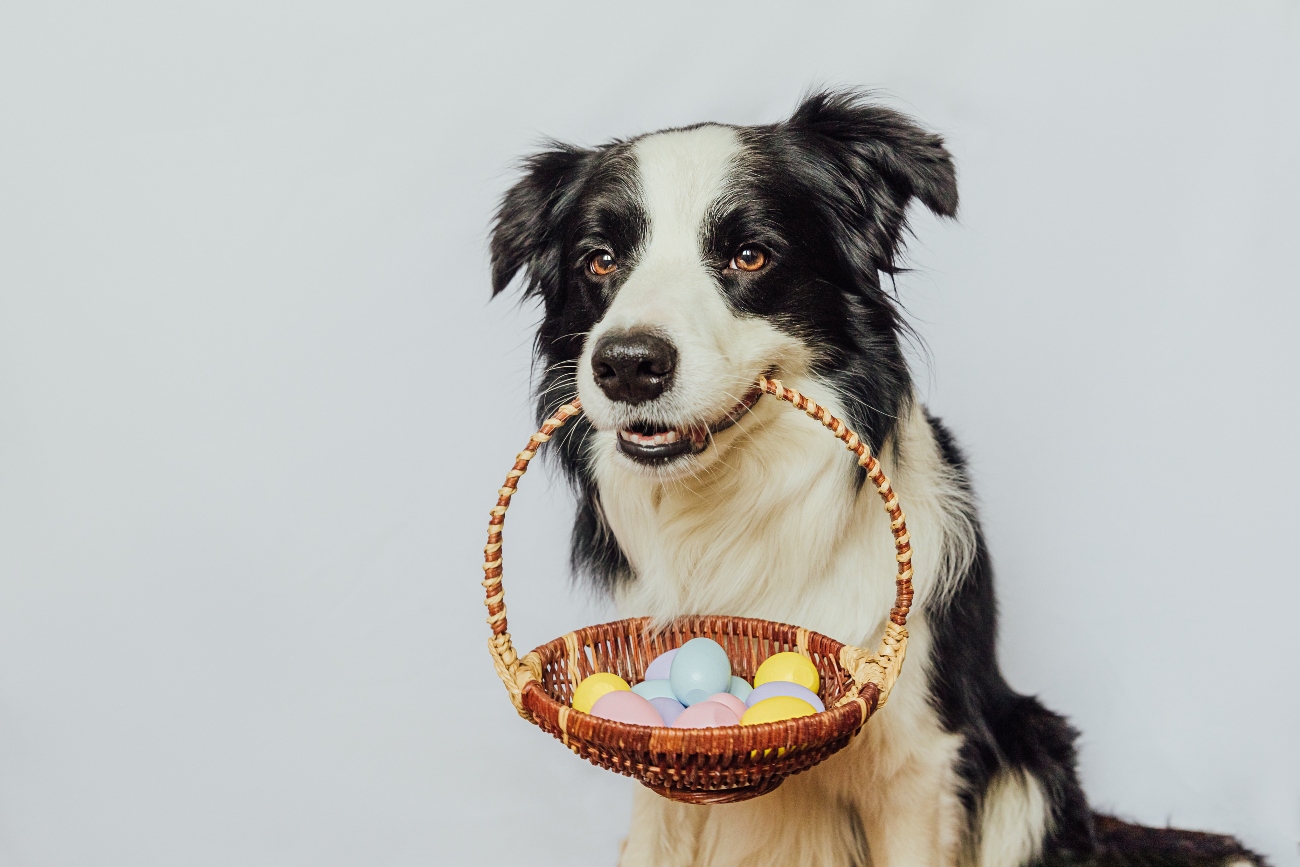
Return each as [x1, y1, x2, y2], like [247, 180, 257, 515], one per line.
[1043, 813, 1269, 866]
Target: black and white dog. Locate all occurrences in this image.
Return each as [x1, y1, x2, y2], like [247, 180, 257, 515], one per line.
[490, 91, 1262, 867]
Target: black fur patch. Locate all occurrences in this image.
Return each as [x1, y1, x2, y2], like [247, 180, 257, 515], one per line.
[1047, 814, 1268, 866]
[927, 413, 1096, 859]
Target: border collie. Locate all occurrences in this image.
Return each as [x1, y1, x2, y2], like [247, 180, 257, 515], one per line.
[490, 91, 1263, 867]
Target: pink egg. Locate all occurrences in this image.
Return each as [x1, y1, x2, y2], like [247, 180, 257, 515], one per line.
[672, 700, 740, 728]
[706, 692, 749, 718]
[589, 690, 666, 727]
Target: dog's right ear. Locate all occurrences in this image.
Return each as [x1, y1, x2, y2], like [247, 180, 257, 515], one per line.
[490, 143, 592, 299]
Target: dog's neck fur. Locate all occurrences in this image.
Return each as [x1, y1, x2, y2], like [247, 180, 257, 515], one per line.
[592, 374, 976, 648]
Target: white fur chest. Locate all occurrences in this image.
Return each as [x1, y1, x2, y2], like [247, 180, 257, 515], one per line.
[595, 381, 975, 651]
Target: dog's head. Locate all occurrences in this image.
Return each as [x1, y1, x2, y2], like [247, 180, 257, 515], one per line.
[491, 91, 957, 480]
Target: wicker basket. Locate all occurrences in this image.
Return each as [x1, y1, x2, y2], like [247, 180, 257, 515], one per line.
[482, 376, 914, 804]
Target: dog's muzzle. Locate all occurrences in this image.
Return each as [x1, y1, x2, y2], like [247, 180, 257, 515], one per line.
[615, 384, 764, 464]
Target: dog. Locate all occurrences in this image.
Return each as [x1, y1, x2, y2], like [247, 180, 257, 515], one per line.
[489, 91, 1264, 867]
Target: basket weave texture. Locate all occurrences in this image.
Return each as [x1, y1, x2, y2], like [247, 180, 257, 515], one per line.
[481, 377, 914, 803]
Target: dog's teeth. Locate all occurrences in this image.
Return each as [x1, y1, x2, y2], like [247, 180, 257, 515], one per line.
[618, 427, 685, 447]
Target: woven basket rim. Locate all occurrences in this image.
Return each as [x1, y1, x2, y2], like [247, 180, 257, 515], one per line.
[520, 615, 876, 750]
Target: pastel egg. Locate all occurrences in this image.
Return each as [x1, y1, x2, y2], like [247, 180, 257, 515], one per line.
[649, 696, 686, 726]
[754, 651, 820, 694]
[669, 638, 732, 706]
[644, 648, 678, 681]
[631, 679, 677, 701]
[706, 692, 749, 718]
[672, 700, 741, 728]
[740, 695, 818, 726]
[745, 680, 825, 713]
[727, 676, 754, 701]
[571, 672, 630, 714]
[589, 690, 665, 727]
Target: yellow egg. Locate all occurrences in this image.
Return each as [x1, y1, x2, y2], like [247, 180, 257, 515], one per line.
[740, 695, 818, 726]
[741, 696, 818, 758]
[571, 672, 630, 714]
[753, 652, 820, 694]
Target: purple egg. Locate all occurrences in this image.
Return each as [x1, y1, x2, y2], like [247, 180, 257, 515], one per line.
[649, 696, 686, 726]
[744, 680, 825, 713]
[644, 648, 678, 681]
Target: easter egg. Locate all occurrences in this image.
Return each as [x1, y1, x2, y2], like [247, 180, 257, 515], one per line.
[727, 676, 753, 701]
[571, 672, 630, 714]
[669, 638, 731, 706]
[631, 679, 677, 701]
[590, 690, 665, 727]
[754, 651, 820, 694]
[672, 700, 740, 728]
[740, 695, 818, 726]
[649, 696, 686, 725]
[706, 692, 749, 719]
[644, 648, 678, 681]
[745, 680, 825, 713]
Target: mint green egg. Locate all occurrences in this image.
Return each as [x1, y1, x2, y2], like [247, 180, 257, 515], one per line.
[631, 679, 677, 701]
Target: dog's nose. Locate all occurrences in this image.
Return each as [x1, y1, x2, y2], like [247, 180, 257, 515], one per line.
[591, 331, 677, 404]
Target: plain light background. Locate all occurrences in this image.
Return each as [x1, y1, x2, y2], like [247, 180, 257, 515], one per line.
[1, 2, 1297, 865]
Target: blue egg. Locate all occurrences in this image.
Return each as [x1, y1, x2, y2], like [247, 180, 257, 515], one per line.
[680, 688, 712, 706]
[644, 648, 678, 681]
[727, 676, 753, 701]
[649, 696, 686, 726]
[631, 679, 677, 701]
[744, 680, 825, 713]
[669, 638, 732, 706]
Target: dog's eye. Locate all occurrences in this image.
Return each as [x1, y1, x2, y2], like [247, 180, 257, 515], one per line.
[730, 247, 767, 272]
[588, 251, 617, 277]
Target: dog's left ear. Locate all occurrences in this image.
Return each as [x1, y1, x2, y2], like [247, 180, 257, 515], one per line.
[490, 142, 593, 300]
[783, 90, 958, 273]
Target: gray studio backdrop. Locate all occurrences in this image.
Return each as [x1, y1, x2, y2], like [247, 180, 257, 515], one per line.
[1, 2, 1297, 865]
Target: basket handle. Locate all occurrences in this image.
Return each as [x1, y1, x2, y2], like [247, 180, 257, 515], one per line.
[482, 376, 915, 719]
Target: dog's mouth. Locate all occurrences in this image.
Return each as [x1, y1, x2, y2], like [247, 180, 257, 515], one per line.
[615, 385, 764, 465]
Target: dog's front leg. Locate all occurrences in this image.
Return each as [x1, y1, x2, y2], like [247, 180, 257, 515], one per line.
[847, 702, 967, 867]
[854, 755, 959, 867]
[618, 785, 708, 867]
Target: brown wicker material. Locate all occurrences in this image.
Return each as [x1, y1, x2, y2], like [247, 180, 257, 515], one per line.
[481, 376, 914, 803]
